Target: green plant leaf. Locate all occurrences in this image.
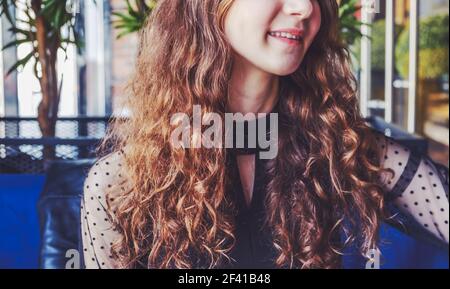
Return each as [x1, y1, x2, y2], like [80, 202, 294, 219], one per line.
[112, 0, 156, 38]
[6, 49, 35, 76]
[0, 0, 17, 25]
[2, 38, 31, 50]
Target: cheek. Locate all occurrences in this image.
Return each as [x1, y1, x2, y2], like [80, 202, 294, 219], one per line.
[224, 4, 272, 49]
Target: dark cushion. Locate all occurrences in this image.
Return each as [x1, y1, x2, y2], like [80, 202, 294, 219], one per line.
[37, 159, 95, 269]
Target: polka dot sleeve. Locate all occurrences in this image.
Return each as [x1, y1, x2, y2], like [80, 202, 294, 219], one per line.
[378, 135, 449, 245]
[81, 151, 126, 269]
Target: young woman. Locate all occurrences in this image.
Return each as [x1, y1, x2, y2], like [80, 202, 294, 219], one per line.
[81, 0, 449, 269]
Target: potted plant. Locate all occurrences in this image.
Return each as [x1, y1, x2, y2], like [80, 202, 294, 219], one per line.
[1, 0, 82, 159]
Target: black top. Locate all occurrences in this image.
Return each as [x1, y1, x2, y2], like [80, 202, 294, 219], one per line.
[226, 154, 277, 268]
[223, 112, 281, 268]
[81, 114, 449, 269]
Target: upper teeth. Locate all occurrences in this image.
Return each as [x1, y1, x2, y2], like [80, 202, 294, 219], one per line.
[269, 32, 301, 41]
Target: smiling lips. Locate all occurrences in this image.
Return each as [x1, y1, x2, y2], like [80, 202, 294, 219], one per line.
[268, 28, 304, 45]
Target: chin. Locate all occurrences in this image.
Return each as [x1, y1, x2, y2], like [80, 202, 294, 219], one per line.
[268, 63, 301, 76]
[263, 57, 303, 76]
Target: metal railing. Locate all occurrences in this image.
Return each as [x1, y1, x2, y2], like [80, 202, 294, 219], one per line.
[0, 116, 428, 174]
[0, 117, 111, 174]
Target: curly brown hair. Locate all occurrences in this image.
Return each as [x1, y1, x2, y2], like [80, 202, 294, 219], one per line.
[98, 0, 391, 269]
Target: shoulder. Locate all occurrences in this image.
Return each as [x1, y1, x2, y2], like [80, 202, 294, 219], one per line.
[376, 133, 412, 172]
[371, 132, 415, 192]
[85, 150, 126, 189]
[374, 133, 448, 198]
[83, 150, 129, 217]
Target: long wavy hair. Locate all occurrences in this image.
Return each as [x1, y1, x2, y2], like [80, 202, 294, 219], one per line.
[99, 0, 391, 269]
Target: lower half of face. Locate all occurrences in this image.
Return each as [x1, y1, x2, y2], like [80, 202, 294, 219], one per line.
[223, 0, 322, 76]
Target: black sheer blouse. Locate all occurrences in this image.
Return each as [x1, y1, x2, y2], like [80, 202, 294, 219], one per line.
[81, 116, 449, 269]
[225, 154, 278, 268]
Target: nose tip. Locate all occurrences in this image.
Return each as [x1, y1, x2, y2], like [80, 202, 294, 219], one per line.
[283, 0, 313, 20]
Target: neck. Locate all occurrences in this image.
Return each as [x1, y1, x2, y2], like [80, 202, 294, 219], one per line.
[227, 55, 279, 119]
